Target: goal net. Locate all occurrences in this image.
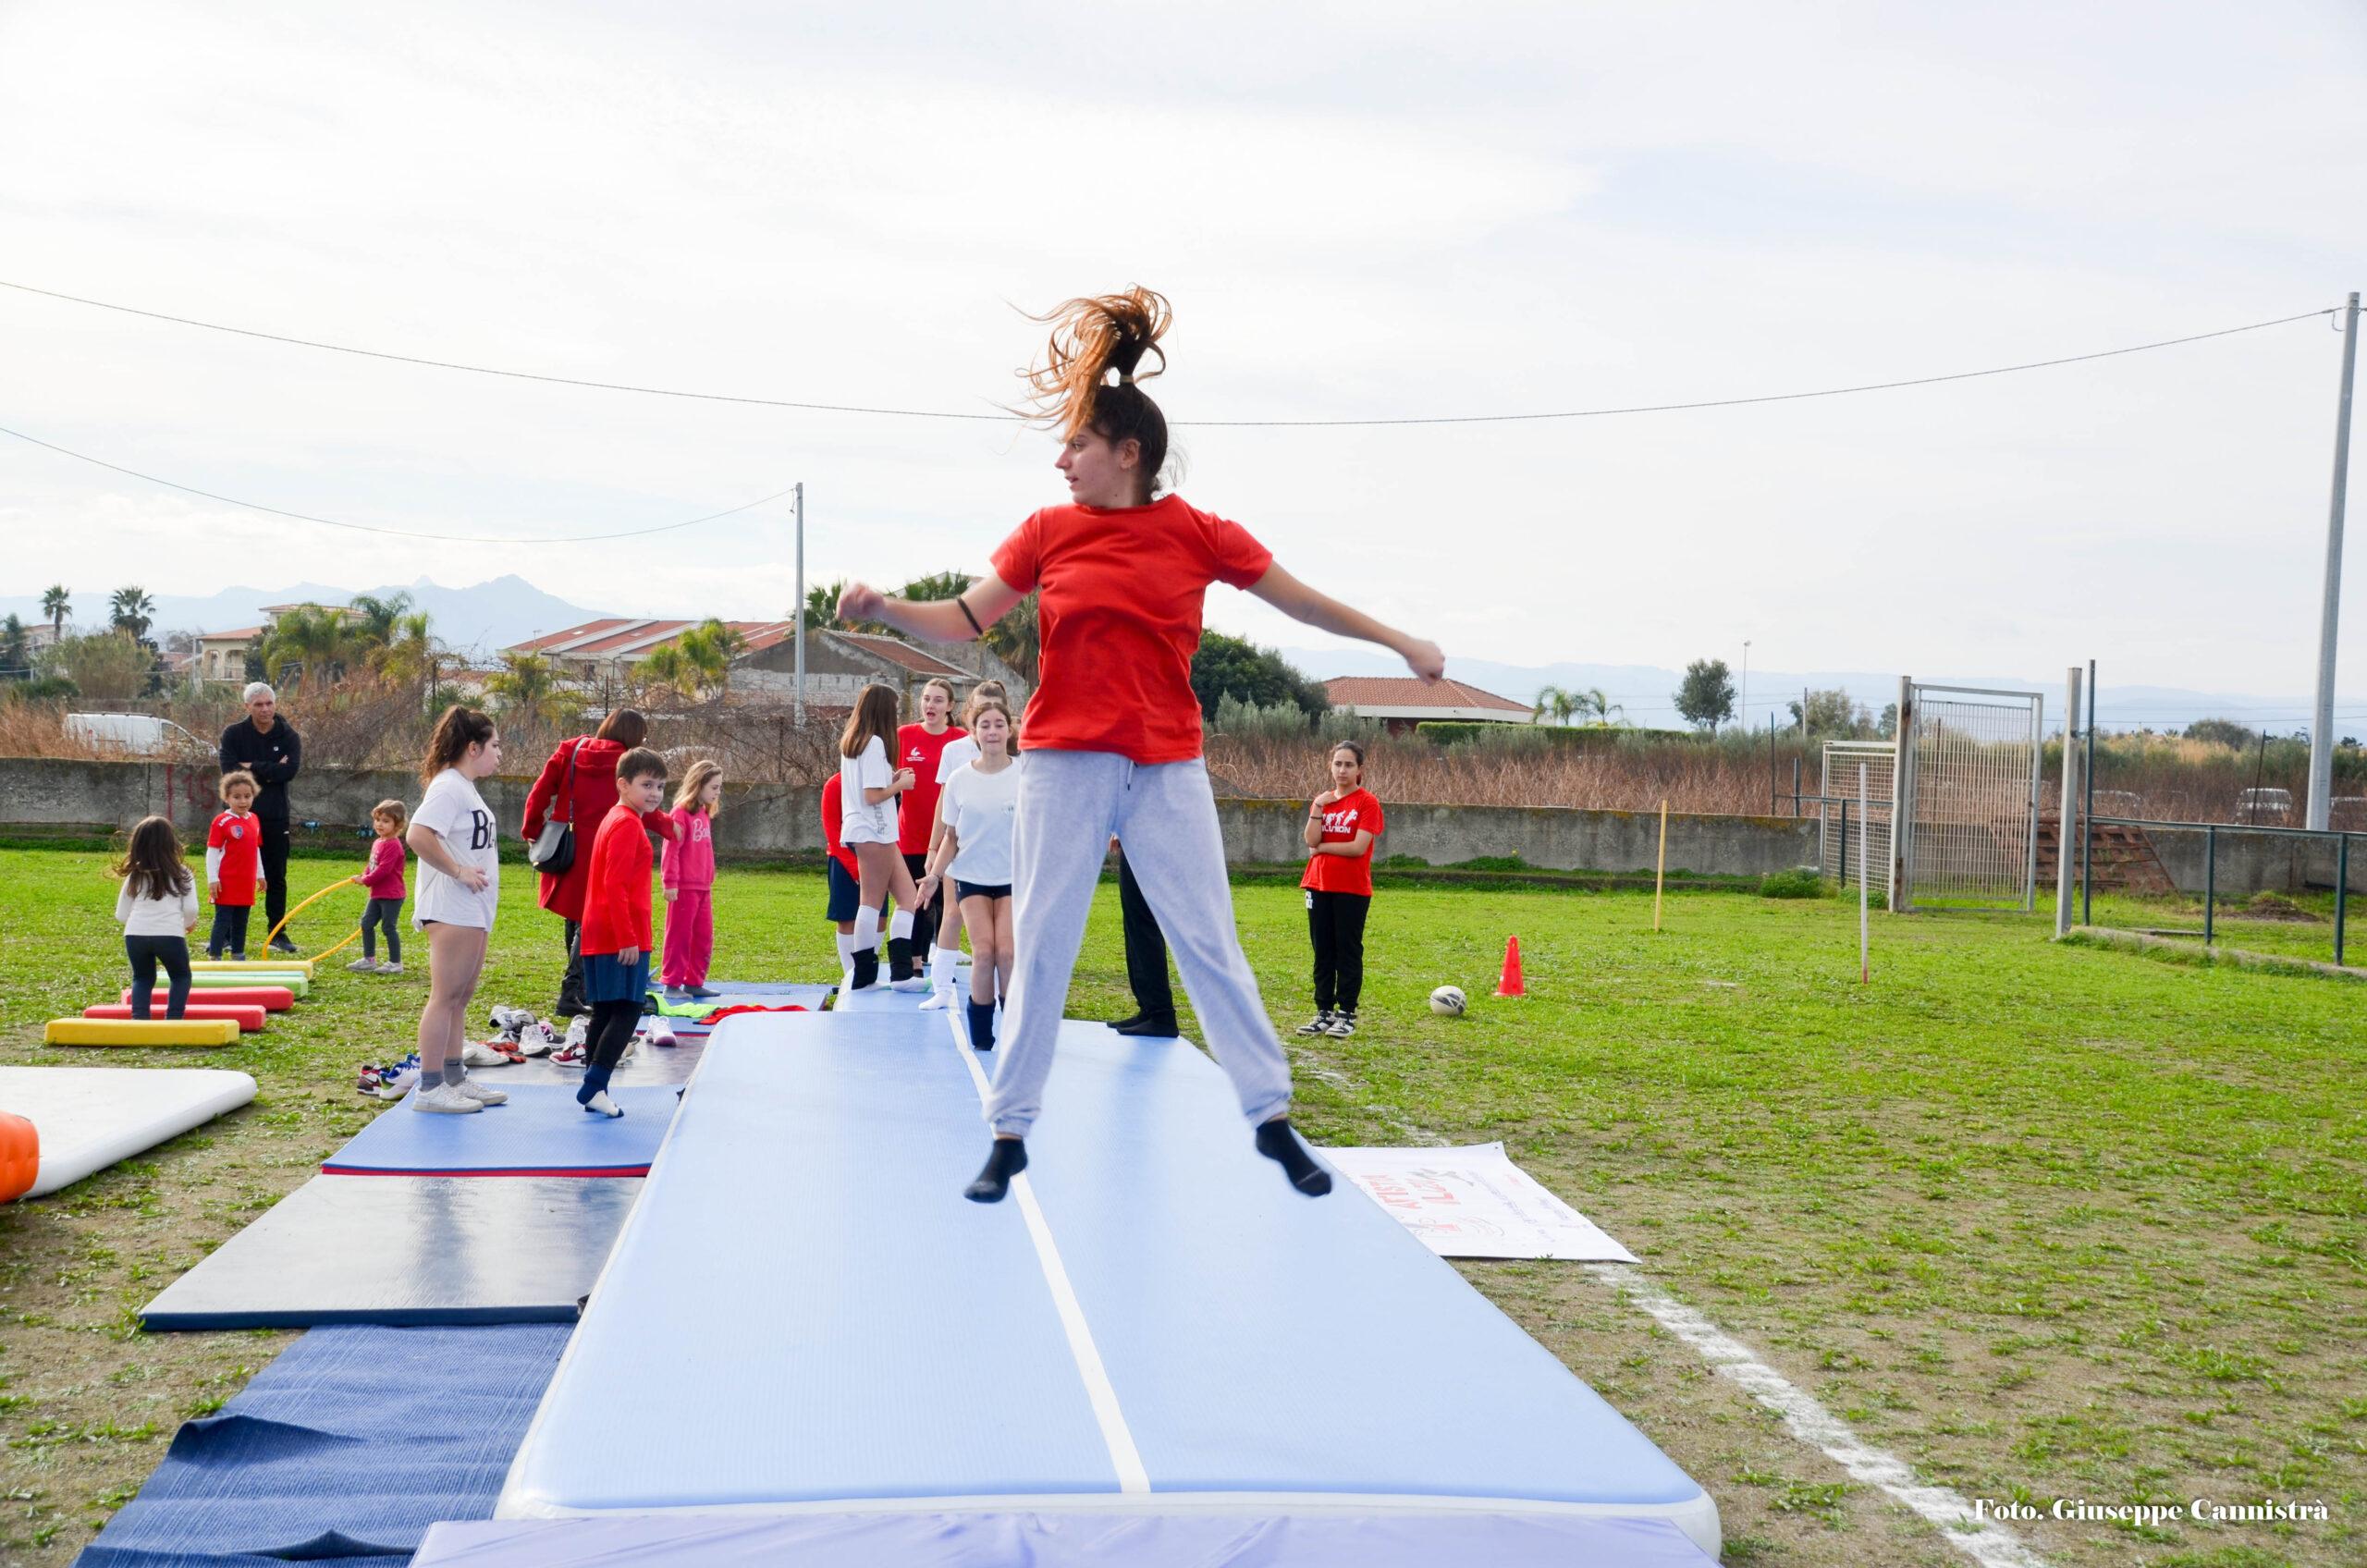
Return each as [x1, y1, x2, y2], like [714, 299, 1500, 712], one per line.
[1894, 682, 2043, 912]
[1819, 741, 1895, 899]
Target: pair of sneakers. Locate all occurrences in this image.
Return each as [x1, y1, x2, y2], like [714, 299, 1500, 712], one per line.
[344, 956, 404, 974]
[412, 1078, 508, 1114]
[663, 983, 721, 1000]
[1294, 1009, 1358, 1038]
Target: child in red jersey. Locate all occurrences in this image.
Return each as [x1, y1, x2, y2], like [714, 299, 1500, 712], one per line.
[204, 771, 268, 959]
[896, 677, 966, 984]
[661, 759, 722, 998]
[818, 772, 861, 974]
[1296, 741, 1384, 1040]
[838, 288, 1443, 1203]
[576, 748, 668, 1118]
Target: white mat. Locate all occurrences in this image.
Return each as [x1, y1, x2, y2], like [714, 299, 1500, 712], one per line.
[1327, 1142, 1637, 1262]
[0, 1067, 258, 1198]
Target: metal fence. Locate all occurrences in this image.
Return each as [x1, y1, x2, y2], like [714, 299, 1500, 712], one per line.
[1818, 741, 1895, 897]
[2079, 815, 2357, 968]
[1895, 683, 2042, 912]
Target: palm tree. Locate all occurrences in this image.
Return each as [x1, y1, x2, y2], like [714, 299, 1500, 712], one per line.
[1531, 684, 1579, 726]
[983, 593, 1040, 682]
[636, 644, 697, 699]
[41, 585, 69, 641]
[484, 651, 577, 728]
[1, 615, 30, 677]
[1570, 686, 1622, 726]
[371, 611, 440, 707]
[673, 619, 744, 696]
[109, 586, 157, 643]
[258, 605, 353, 692]
[345, 592, 414, 654]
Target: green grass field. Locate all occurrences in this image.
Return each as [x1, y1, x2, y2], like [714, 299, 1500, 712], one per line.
[1, 844, 2361, 1567]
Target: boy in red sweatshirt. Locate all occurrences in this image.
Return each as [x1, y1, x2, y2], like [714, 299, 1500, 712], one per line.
[576, 748, 668, 1117]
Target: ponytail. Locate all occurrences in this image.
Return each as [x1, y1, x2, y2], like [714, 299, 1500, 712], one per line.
[421, 704, 497, 785]
[1020, 287, 1173, 499]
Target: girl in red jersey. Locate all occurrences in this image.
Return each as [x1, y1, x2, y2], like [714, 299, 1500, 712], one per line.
[1295, 741, 1384, 1040]
[897, 678, 965, 986]
[839, 288, 1443, 1203]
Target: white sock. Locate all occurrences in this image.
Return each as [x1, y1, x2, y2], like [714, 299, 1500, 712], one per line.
[889, 909, 914, 942]
[852, 906, 880, 954]
[834, 932, 854, 968]
[930, 946, 959, 989]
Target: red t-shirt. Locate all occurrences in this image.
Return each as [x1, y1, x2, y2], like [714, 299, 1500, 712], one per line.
[895, 724, 967, 853]
[1301, 788, 1385, 897]
[580, 802, 655, 956]
[991, 495, 1274, 765]
[819, 774, 857, 877]
[207, 810, 264, 906]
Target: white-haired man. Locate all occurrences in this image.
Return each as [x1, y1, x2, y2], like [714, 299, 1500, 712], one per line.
[219, 682, 303, 952]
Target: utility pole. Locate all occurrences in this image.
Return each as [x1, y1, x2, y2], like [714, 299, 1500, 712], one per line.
[792, 482, 806, 724]
[2307, 291, 2358, 831]
[1739, 640, 1749, 738]
[2055, 666, 2081, 937]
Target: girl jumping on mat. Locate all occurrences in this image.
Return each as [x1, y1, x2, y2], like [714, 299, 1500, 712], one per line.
[406, 706, 509, 1115]
[918, 699, 1019, 1051]
[1297, 741, 1383, 1039]
[836, 683, 927, 993]
[115, 815, 199, 1021]
[838, 287, 1443, 1202]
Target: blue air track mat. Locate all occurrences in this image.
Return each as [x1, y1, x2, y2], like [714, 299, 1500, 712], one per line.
[140, 1175, 640, 1329]
[322, 1085, 679, 1176]
[496, 1008, 1722, 1562]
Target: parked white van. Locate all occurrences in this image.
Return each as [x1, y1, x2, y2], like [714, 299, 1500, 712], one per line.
[65, 713, 209, 758]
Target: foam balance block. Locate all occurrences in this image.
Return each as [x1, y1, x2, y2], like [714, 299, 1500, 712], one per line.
[47, 1017, 241, 1047]
[192, 958, 315, 977]
[82, 1003, 267, 1033]
[187, 971, 308, 997]
[124, 986, 294, 1012]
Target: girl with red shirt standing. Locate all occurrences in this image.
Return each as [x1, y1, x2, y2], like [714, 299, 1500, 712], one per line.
[839, 288, 1443, 1203]
[576, 748, 669, 1119]
[1296, 741, 1384, 1040]
[897, 678, 965, 985]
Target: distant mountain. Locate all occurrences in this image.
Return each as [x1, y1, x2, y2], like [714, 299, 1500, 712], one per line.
[1275, 647, 2317, 735]
[0, 576, 611, 661]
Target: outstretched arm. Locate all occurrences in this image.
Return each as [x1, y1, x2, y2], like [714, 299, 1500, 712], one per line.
[1245, 564, 1443, 680]
[838, 572, 1026, 645]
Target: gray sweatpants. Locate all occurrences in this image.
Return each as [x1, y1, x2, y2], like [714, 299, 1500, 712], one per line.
[987, 750, 1293, 1138]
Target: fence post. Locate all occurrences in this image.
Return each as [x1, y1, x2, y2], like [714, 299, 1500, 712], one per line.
[2336, 835, 2349, 968]
[2081, 659, 2096, 927]
[2055, 666, 2081, 937]
[1839, 800, 1850, 886]
[2204, 826, 2216, 946]
[1792, 757, 1801, 818]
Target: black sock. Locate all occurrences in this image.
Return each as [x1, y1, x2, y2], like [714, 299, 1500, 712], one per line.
[888, 936, 914, 981]
[850, 949, 878, 990]
[1254, 1119, 1332, 1197]
[963, 1138, 1027, 1203]
[967, 999, 997, 1050]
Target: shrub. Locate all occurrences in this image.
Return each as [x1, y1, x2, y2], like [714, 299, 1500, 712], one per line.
[1760, 868, 1824, 899]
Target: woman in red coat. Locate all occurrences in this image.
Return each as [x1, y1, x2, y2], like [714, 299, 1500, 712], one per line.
[521, 708, 672, 1017]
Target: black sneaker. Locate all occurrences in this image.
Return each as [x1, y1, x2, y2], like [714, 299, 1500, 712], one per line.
[1295, 1011, 1334, 1036]
[1324, 1011, 1357, 1038]
[270, 937, 299, 955]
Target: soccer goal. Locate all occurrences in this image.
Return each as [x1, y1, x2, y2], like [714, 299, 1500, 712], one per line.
[1818, 741, 1895, 899]
[1891, 680, 2043, 913]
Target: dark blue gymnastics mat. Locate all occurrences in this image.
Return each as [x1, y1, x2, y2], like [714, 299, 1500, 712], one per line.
[141, 1175, 639, 1329]
[322, 1085, 679, 1177]
[496, 1011, 1721, 1560]
[416, 1510, 1716, 1565]
[78, 1323, 568, 1567]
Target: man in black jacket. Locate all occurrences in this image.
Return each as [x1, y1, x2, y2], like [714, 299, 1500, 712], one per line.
[220, 681, 302, 952]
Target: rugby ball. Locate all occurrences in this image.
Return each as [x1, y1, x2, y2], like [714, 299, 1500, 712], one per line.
[1429, 985, 1467, 1017]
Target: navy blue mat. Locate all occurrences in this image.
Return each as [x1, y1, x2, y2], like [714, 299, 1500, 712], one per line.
[141, 1176, 640, 1329]
[323, 1087, 679, 1177]
[78, 1323, 569, 1567]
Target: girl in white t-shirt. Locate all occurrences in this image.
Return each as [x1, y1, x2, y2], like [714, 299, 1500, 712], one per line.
[838, 683, 924, 993]
[918, 700, 1019, 1050]
[403, 706, 509, 1116]
[918, 678, 1007, 1011]
[113, 815, 201, 1020]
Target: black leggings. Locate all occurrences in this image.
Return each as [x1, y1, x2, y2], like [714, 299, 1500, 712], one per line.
[587, 998, 640, 1073]
[206, 904, 251, 959]
[1306, 890, 1370, 1013]
[127, 936, 192, 1020]
[360, 898, 404, 962]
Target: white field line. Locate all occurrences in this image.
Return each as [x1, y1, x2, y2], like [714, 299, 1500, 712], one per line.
[948, 1011, 1150, 1494]
[1587, 1263, 2054, 1568]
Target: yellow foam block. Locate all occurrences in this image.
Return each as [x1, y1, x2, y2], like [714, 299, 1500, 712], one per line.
[45, 1018, 241, 1047]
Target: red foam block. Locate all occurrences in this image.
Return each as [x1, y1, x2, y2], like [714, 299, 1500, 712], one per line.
[122, 986, 294, 1012]
[83, 1002, 267, 1032]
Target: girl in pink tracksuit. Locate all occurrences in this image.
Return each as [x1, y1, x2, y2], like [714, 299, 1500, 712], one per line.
[661, 760, 721, 997]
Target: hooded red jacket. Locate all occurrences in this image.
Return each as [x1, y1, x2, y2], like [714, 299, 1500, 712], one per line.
[520, 735, 675, 923]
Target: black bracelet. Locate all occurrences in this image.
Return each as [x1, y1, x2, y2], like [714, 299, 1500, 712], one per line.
[956, 595, 985, 636]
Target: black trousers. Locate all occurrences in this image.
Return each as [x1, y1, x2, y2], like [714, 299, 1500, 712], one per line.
[1116, 848, 1175, 1023]
[556, 920, 586, 1016]
[1307, 889, 1370, 1013]
[902, 852, 940, 953]
[206, 904, 251, 959]
[127, 935, 191, 1019]
[258, 815, 292, 943]
[587, 998, 639, 1073]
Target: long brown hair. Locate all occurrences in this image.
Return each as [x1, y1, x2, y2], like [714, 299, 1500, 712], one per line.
[1021, 288, 1172, 501]
[961, 679, 1008, 726]
[967, 699, 1017, 755]
[114, 815, 192, 902]
[595, 708, 648, 747]
[838, 684, 901, 760]
[421, 704, 497, 785]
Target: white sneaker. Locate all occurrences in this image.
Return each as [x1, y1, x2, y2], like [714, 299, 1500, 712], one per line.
[889, 974, 931, 993]
[452, 1077, 509, 1106]
[582, 1090, 622, 1118]
[515, 1022, 557, 1057]
[411, 1083, 481, 1114]
[345, 957, 380, 974]
[461, 1041, 510, 1068]
[378, 962, 403, 974]
[563, 1016, 590, 1048]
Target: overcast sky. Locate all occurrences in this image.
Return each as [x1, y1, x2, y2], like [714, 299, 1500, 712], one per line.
[3, 1, 2362, 717]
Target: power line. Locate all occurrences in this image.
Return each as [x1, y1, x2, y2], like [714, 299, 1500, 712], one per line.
[0, 278, 2336, 428]
[0, 422, 794, 544]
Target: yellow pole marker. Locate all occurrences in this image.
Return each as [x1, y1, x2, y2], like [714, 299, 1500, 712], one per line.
[1653, 799, 1669, 931]
[262, 878, 362, 951]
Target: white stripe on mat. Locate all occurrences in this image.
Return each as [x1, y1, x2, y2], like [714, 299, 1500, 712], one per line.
[947, 1009, 1151, 1495]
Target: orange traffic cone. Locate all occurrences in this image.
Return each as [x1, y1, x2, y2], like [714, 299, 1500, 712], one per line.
[1495, 936, 1526, 998]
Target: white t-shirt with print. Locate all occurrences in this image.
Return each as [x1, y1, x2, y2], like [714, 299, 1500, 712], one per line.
[934, 734, 981, 784]
[411, 767, 501, 929]
[940, 759, 1019, 887]
[838, 736, 899, 846]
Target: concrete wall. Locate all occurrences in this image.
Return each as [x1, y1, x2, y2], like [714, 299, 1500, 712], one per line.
[19, 756, 2358, 891]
